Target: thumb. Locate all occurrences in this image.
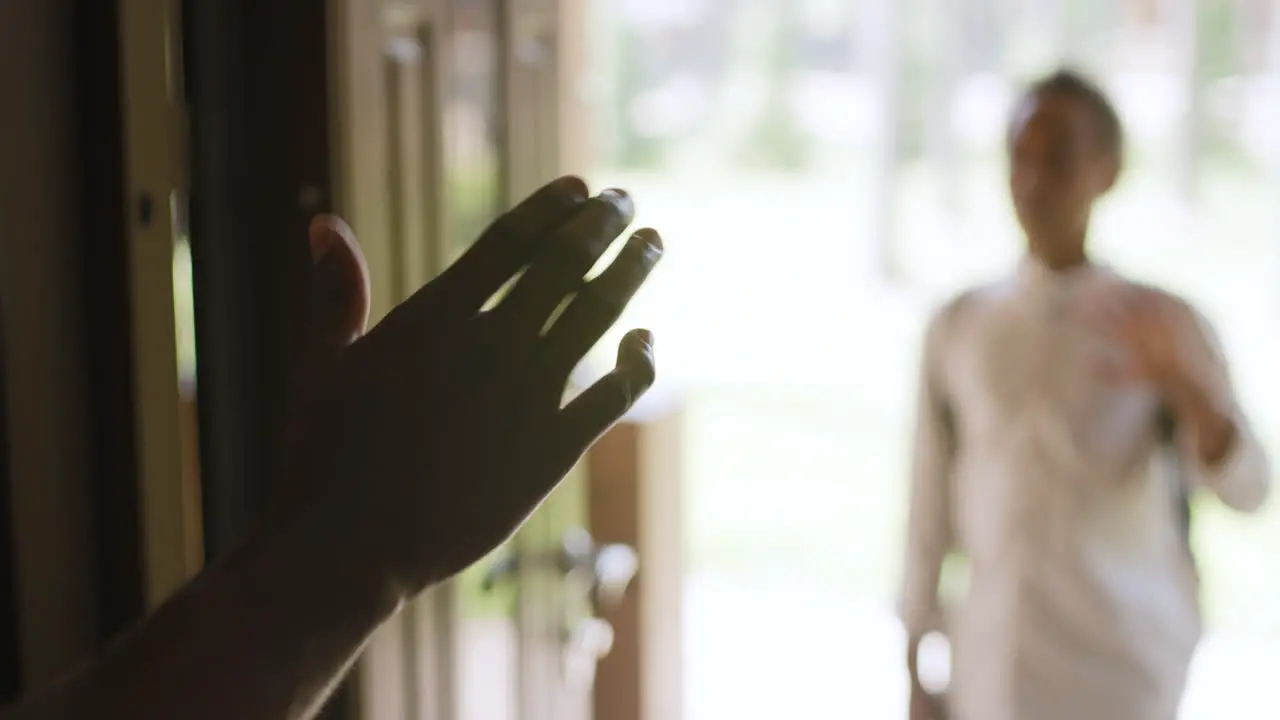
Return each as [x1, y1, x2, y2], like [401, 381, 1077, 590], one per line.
[259, 215, 371, 532]
[308, 214, 372, 359]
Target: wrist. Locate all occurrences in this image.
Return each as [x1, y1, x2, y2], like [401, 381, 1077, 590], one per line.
[1162, 371, 1209, 422]
[279, 502, 406, 624]
[1162, 377, 1236, 467]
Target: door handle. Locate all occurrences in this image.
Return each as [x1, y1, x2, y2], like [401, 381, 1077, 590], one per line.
[478, 527, 639, 687]
[557, 527, 639, 608]
[588, 541, 639, 609]
[481, 527, 639, 608]
[561, 616, 615, 688]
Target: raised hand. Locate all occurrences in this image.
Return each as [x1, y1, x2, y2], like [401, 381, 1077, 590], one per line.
[1087, 284, 1196, 392]
[1085, 282, 1240, 465]
[261, 213, 373, 533]
[282, 176, 662, 602]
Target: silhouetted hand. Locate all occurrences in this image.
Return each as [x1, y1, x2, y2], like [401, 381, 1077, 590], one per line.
[280, 176, 662, 602]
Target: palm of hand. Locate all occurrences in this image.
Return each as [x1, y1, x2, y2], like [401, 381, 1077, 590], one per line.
[282, 177, 661, 598]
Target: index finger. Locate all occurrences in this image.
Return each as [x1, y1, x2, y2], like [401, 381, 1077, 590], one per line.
[429, 176, 590, 315]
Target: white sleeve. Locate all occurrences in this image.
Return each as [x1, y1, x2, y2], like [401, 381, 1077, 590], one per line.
[899, 310, 958, 637]
[1181, 312, 1270, 512]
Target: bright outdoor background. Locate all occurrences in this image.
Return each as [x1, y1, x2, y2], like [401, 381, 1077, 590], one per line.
[582, 0, 1280, 717]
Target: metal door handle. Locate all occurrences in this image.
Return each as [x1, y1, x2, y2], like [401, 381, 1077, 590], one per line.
[557, 527, 638, 608]
[481, 527, 639, 608]
[589, 542, 638, 608]
[560, 616, 616, 688]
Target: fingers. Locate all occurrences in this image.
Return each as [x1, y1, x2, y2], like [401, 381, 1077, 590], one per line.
[308, 215, 372, 356]
[538, 228, 663, 381]
[431, 176, 589, 315]
[491, 189, 636, 342]
[554, 329, 656, 461]
[1082, 284, 1153, 339]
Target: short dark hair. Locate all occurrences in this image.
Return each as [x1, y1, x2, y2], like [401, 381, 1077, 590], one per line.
[1012, 68, 1124, 160]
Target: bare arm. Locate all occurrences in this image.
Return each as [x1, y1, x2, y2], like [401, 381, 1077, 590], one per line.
[900, 310, 958, 691]
[1, 507, 400, 720]
[0, 178, 663, 720]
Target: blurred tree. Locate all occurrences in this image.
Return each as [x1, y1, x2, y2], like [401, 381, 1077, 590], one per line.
[926, 0, 963, 213]
[798, 0, 855, 72]
[1200, 0, 1247, 160]
[1175, 0, 1202, 202]
[899, 3, 933, 161]
[961, 0, 1006, 74]
[735, 0, 809, 171]
[1201, 0, 1240, 79]
[613, 22, 666, 169]
[864, 0, 905, 280]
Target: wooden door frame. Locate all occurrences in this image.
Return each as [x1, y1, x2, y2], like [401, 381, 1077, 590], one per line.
[118, 0, 203, 612]
[0, 310, 17, 705]
[0, 0, 401, 709]
[1, 0, 152, 691]
[587, 410, 687, 720]
[76, 0, 149, 646]
[1, 0, 105, 687]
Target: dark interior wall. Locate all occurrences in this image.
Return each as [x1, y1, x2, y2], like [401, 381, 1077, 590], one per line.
[70, 0, 145, 646]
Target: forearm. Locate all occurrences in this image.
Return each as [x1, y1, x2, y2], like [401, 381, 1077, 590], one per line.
[901, 522, 947, 693]
[2, 507, 401, 720]
[1166, 377, 1234, 466]
[1168, 380, 1270, 511]
[900, 465, 950, 654]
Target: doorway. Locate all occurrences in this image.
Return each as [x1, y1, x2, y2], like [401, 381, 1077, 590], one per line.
[578, 0, 1280, 718]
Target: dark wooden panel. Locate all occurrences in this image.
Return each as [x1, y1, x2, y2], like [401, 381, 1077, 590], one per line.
[0, 0, 134, 688]
[70, 0, 146, 645]
[183, 0, 258, 559]
[0, 310, 21, 704]
[589, 424, 642, 720]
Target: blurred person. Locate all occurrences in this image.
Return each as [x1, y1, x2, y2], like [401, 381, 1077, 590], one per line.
[0, 176, 663, 720]
[900, 69, 1271, 720]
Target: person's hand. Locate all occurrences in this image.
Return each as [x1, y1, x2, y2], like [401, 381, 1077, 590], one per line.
[259, 211, 373, 533]
[1088, 284, 1197, 395]
[279, 176, 663, 602]
[1086, 283, 1237, 462]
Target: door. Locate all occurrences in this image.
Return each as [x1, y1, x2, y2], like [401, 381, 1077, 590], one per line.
[118, 0, 205, 609]
[329, 1, 635, 719]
